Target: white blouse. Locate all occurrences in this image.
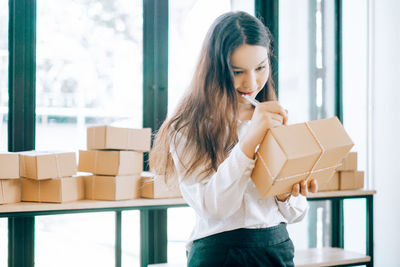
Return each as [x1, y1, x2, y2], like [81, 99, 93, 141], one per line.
[170, 120, 309, 251]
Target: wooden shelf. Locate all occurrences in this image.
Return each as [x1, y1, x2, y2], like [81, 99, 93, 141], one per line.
[0, 198, 187, 215]
[0, 189, 376, 215]
[307, 189, 376, 199]
[294, 247, 371, 266]
[148, 248, 370, 267]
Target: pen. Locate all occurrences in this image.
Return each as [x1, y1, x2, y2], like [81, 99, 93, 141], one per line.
[241, 94, 260, 107]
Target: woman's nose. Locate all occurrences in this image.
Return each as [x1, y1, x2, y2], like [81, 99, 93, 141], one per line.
[242, 72, 257, 90]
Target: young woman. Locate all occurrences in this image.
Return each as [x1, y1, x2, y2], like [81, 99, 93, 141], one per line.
[150, 11, 318, 267]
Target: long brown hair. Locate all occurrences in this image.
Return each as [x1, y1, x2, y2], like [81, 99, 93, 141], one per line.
[150, 11, 276, 181]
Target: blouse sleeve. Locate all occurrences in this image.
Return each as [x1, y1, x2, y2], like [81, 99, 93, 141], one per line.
[275, 194, 309, 223]
[170, 133, 256, 220]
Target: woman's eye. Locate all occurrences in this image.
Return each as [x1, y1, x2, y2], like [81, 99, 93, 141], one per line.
[233, 71, 243, 75]
[256, 65, 266, 71]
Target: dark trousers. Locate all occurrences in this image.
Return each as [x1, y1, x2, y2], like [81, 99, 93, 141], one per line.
[187, 223, 294, 267]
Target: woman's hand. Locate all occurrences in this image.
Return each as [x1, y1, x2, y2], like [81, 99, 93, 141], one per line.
[240, 101, 288, 159]
[276, 179, 319, 202]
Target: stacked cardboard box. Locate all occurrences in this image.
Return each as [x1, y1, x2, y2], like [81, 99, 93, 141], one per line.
[338, 152, 364, 190]
[19, 151, 84, 203]
[79, 126, 151, 201]
[319, 152, 364, 191]
[140, 171, 182, 199]
[0, 153, 21, 204]
[251, 117, 354, 197]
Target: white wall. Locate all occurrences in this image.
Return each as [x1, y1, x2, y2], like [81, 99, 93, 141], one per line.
[373, 0, 400, 266]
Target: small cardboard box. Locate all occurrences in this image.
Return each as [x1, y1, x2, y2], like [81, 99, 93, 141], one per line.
[318, 172, 339, 191]
[78, 150, 143, 175]
[251, 117, 354, 197]
[84, 175, 141, 201]
[141, 172, 182, 199]
[0, 153, 20, 179]
[0, 179, 21, 204]
[20, 151, 77, 180]
[21, 176, 84, 203]
[87, 126, 151, 151]
[337, 152, 357, 171]
[340, 171, 364, 190]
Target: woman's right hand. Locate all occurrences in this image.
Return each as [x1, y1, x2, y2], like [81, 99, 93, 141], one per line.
[240, 101, 288, 159]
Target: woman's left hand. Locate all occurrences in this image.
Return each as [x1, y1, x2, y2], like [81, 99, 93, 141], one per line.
[276, 179, 319, 202]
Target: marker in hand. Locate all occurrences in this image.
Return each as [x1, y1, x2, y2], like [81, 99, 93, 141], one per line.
[241, 94, 260, 107]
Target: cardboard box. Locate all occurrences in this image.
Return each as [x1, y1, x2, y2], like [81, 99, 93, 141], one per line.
[0, 179, 21, 204]
[78, 150, 143, 175]
[84, 175, 141, 201]
[141, 172, 182, 199]
[340, 171, 364, 190]
[337, 152, 357, 171]
[21, 176, 84, 203]
[87, 126, 151, 151]
[318, 172, 339, 191]
[20, 151, 77, 180]
[0, 153, 19, 179]
[251, 117, 354, 197]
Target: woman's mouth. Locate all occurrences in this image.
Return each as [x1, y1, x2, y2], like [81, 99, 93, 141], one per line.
[238, 91, 255, 96]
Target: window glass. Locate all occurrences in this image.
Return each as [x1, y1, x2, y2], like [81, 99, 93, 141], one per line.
[36, 0, 143, 151]
[279, 0, 311, 124]
[168, 207, 196, 263]
[35, 213, 115, 267]
[35, 1, 143, 265]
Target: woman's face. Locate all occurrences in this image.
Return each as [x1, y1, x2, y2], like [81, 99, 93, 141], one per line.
[230, 44, 269, 104]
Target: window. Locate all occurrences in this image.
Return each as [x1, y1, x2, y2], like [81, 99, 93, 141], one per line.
[34, 1, 143, 265]
[36, 0, 143, 151]
[279, 0, 312, 124]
